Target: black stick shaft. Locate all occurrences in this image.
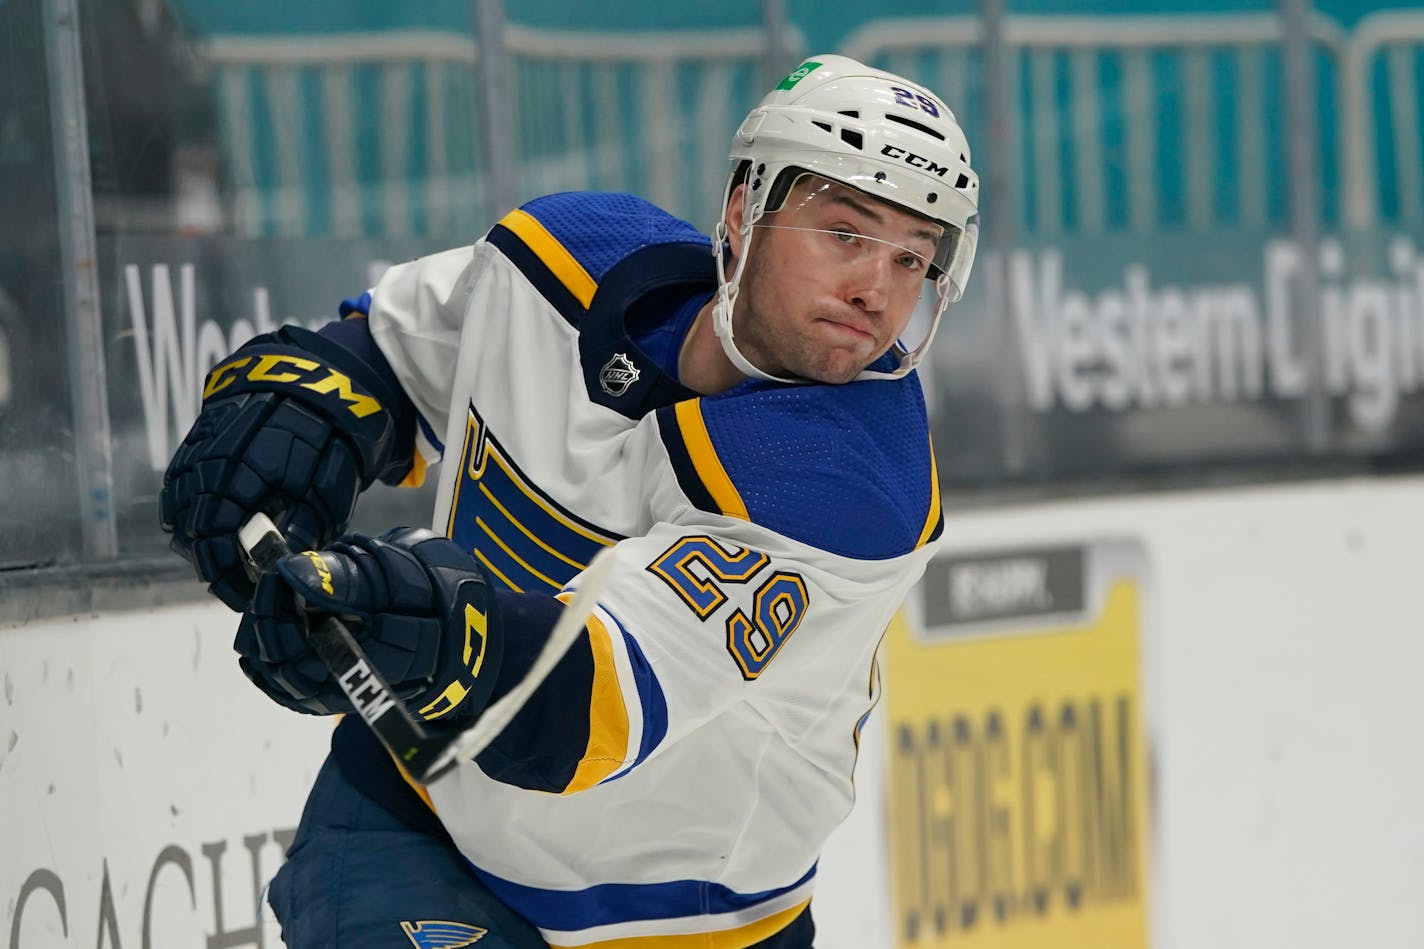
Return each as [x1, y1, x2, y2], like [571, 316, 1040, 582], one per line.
[241, 515, 449, 777]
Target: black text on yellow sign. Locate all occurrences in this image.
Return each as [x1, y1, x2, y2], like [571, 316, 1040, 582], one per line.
[885, 580, 1150, 949]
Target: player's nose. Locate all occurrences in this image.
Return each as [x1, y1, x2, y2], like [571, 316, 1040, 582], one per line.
[843, 251, 892, 313]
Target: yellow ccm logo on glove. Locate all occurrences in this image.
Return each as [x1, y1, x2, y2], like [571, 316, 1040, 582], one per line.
[301, 550, 336, 594]
[202, 354, 384, 418]
[417, 603, 490, 721]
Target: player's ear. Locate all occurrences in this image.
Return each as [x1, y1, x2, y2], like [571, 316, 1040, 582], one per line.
[724, 183, 749, 262]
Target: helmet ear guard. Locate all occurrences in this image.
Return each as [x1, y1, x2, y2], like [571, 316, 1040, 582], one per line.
[712, 55, 981, 382]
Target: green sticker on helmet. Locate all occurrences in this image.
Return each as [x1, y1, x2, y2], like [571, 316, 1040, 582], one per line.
[777, 61, 822, 90]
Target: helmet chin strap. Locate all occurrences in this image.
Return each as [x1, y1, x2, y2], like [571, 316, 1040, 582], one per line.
[710, 218, 805, 385]
[850, 273, 953, 382]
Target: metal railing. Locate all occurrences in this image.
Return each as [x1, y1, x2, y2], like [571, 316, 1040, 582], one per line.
[843, 13, 1352, 236]
[204, 24, 804, 239]
[1341, 10, 1424, 229]
[10, 1, 1424, 586]
[200, 10, 1424, 241]
[502, 23, 800, 231]
[206, 31, 488, 238]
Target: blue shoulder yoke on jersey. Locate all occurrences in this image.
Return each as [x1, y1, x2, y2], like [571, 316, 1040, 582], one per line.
[485, 192, 713, 419]
[656, 377, 943, 560]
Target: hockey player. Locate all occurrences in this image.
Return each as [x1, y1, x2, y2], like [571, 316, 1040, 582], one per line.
[160, 55, 979, 948]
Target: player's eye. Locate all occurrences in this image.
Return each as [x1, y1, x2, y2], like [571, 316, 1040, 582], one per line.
[829, 229, 860, 246]
[897, 252, 927, 273]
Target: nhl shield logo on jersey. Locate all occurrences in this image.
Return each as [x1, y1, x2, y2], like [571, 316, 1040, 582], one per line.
[599, 353, 641, 397]
[400, 920, 488, 948]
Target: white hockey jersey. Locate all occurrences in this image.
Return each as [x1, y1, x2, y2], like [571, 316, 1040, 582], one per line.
[361, 192, 943, 948]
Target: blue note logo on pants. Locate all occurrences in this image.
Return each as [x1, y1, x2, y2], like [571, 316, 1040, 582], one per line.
[402, 920, 488, 947]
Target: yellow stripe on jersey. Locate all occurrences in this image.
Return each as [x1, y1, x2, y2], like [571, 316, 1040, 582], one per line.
[474, 547, 523, 593]
[397, 449, 428, 488]
[487, 451, 617, 549]
[498, 208, 599, 308]
[915, 440, 942, 549]
[558, 596, 630, 794]
[546, 899, 811, 949]
[480, 483, 588, 572]
[478, 516, 561, 590]
[673, 399, 748, 521]
[451, 413, 616, 553]
[447, 407, 618, 594]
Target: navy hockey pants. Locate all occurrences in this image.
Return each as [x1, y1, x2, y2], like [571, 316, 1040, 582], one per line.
[266, 756, 548, 948]
[267, 754, 818, 948]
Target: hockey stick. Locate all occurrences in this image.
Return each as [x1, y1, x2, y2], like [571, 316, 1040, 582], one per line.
[238, 512, 615, 784]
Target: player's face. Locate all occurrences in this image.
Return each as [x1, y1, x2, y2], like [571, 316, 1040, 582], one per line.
[727, 175, 940, 384]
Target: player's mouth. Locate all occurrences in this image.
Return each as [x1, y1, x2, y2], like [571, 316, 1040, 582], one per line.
[816, 317, 876, 345]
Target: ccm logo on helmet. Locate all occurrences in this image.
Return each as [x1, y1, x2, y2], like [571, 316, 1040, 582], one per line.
[880, 144, 950, 177]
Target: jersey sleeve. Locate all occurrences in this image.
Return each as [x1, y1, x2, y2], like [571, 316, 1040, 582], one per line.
[469, 380, 941, 796]
[361, 192, 710, 464]
[359, 243, 486, 476]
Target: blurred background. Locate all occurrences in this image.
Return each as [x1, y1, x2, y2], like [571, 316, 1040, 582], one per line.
[3, 0, 1423, 568]
[4, 0, 1424, 571]
[2, 0, 1423, 947]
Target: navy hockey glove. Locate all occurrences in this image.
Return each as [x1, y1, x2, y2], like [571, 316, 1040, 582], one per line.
[235, 528, 504, 721]
[160, 324, 413, 610]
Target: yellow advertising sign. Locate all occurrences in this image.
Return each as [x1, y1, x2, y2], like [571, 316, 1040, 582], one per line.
[885, 543, 1151, 949]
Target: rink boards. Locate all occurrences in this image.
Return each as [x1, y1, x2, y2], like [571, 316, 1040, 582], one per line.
[6, 475, 1424, 948]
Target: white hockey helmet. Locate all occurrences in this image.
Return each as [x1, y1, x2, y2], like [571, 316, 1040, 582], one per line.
[713, 54, 980, 382]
